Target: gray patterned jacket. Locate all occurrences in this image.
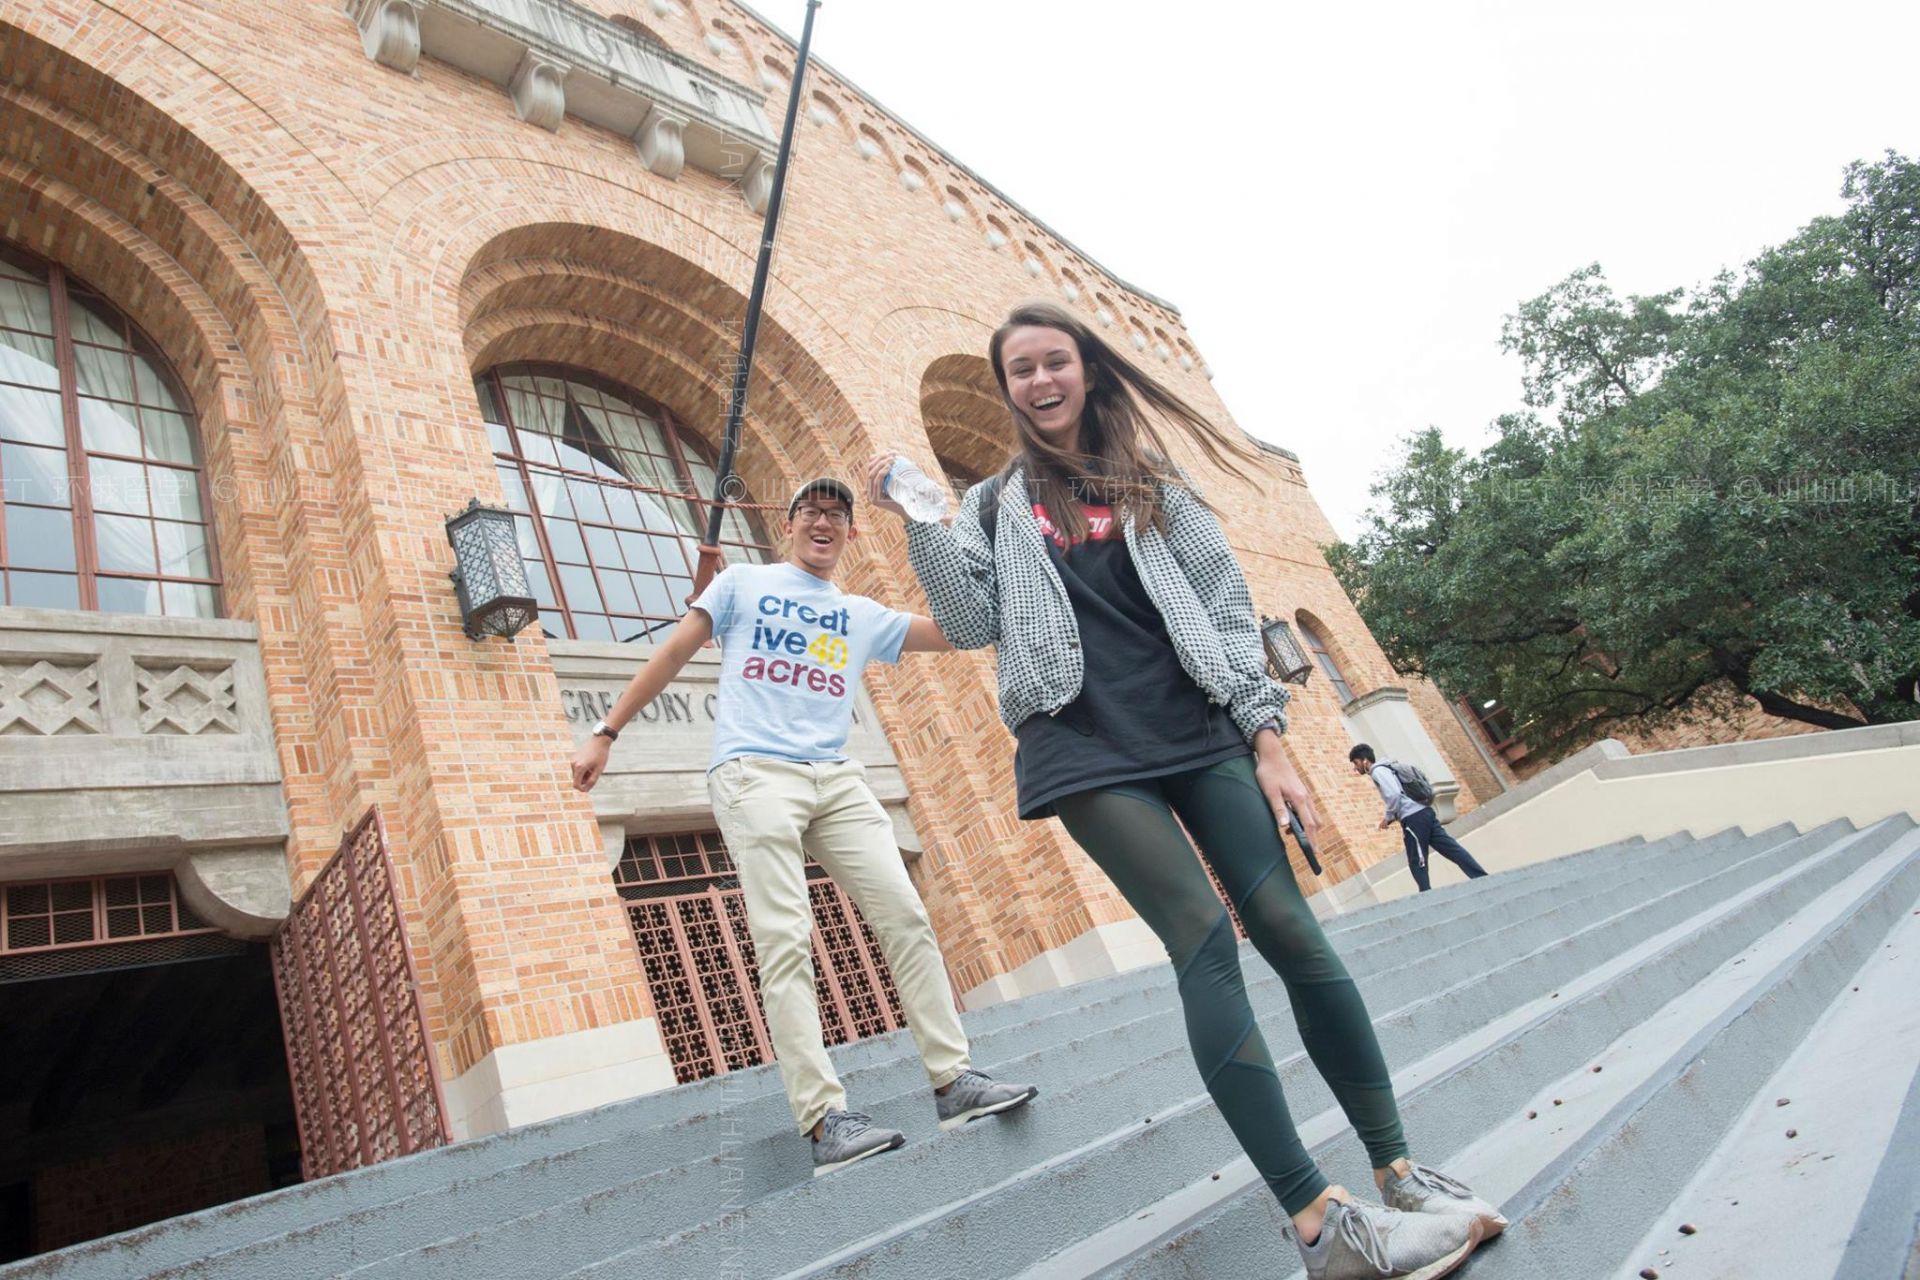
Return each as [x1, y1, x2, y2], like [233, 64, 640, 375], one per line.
[902, 465, 1291, 742]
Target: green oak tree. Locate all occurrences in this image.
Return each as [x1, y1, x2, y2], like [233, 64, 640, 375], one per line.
[1328, 152, 1920, 759]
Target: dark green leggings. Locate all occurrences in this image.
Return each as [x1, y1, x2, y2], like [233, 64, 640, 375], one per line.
[1054, 755, 1408, 1214]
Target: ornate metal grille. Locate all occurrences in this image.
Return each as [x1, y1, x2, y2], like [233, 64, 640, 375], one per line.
[1, 873, 216, 953]
[615, 831, 910, 1085]
[0, 872, 238, 981]
[270, 809, 449, 1179]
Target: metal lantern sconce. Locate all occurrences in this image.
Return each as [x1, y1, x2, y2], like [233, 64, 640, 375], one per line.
[1260, 615, 1313, 686]
[446, 499, 538, 641]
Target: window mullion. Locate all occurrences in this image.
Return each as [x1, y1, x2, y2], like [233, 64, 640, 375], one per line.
[493, 367, 577, 639]
[656, 403, 710, 577]
[45, 264, 101, 611]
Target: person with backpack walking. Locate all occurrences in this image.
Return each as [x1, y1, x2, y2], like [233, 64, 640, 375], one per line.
[1350, 745, 1489, 892]
[867, 300, 1503, 1280]
[571, 478, 1036, 1177]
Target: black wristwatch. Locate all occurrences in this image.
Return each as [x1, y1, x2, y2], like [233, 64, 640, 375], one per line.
[591, 719, 620, 742]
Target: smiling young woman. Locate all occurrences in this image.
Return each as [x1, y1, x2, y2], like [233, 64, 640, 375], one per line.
[869, 301, 1505, 1280]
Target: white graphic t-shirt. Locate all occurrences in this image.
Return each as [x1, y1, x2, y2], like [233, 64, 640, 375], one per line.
[691, 562, 911, 771]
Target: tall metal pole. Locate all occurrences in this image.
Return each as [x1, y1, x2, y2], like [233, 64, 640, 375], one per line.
[691, 0, 822, 599]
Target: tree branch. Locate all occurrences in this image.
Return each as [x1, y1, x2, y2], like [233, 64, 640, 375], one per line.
[1745, 688, 1869, 730]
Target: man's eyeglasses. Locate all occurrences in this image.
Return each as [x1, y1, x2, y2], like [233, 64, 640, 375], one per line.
[794, 505, 851, 526]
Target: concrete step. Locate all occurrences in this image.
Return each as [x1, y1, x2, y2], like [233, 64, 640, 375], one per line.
[1, 827, 1684, 1280]
[1457, 820, 1920, 1280]
[417, 832, 1799, 1280]
[547, 823, 1864, 1279]
[0, 821, 1856, 1280]
[27, 826, 1728, 1280]
[1038, 816, 1920, 1280]
[1617, 883, 1920, 1280]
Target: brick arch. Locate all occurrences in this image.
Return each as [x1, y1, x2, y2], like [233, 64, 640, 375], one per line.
[387, 176, 924, 616]
[0, 21, 408, 877]
[464, 307, 797, 521]
[453, 227, 872, 545]
[610, 14, 674, 51]
[0, 17, 569, 1097]
[919, 353, 1014, 482]
[1294, 607, 1362, 703]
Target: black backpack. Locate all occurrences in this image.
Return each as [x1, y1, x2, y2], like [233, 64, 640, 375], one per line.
[1381, 760, 1437, 806]
[975, 470, 1010, 547]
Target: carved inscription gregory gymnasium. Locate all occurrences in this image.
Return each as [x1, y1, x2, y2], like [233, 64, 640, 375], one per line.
[559, 684, 866, 731]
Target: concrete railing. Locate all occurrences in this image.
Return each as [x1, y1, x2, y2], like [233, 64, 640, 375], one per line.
[0, 606, 290, 935]
[1313, 720, 1920, 910]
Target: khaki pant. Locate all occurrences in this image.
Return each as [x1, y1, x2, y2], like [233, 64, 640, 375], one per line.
[708, 755, 971, 1133]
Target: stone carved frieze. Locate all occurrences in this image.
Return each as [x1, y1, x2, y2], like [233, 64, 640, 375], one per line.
[344, 0, 776, 208]
[136, 661, 241, 736]
[0, 659, 104, 736]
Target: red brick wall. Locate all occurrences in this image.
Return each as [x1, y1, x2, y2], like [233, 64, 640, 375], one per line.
[1, 0, 1503, 1069]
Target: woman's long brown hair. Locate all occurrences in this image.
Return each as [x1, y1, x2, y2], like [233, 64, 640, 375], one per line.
[988, 299, 1260, 545]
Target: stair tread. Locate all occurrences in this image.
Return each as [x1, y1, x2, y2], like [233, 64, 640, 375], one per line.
[1082, 819, 1918, 1280]
[551, 821, 1883, 1280]
[13, 819, 1909, 1280]
[326, 826, 1801, 1279]
[1617, 884, 1920, 1280]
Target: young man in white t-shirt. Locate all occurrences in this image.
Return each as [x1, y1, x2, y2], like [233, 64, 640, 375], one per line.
[572, 478, 1036, 1175]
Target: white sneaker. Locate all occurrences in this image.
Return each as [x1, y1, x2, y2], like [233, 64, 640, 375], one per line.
[1382, 1162, 1510, 1239]
[1289, 1196, 1480, 1280]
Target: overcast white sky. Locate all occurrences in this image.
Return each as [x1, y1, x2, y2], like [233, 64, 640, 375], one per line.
[748, 0, 1918, 542]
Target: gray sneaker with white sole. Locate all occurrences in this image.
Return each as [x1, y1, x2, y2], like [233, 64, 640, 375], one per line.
[810, 1108, 905, 1177]
[1382, 1162, 1510, 1238]
[1290, 1196, 1481, 1280]
[935, 1068, 1038, 1130]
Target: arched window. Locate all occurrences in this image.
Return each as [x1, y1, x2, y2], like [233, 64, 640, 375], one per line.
[474, 364, 773, 643]
[1295, 615, 1355, 704]
[0, 245, 218, 616]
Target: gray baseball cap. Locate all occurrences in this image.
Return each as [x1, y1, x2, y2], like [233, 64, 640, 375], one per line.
[787, 476, 856, 519]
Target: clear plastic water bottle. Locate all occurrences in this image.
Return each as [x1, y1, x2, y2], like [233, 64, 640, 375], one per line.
[885, 456, 949, 522]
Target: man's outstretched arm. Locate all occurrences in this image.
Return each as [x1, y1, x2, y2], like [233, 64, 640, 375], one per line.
[571, 608, 715, 792]
[900, 614, 955, 654]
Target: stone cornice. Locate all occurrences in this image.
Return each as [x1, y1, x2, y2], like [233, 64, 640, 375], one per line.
[345, 0, 778, 208]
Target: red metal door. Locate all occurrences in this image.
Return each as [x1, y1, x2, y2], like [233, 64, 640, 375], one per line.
[270, 809, 449, 1178]
[615, 831, 911, 1085]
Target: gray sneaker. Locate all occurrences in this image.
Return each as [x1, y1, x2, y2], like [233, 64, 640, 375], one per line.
[1382, 1163, 1510, 1239]
[935, 1068, 1039, 1131]
[1290, 1196, 1480, 1280]
[811, 1109, 904, 1177]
